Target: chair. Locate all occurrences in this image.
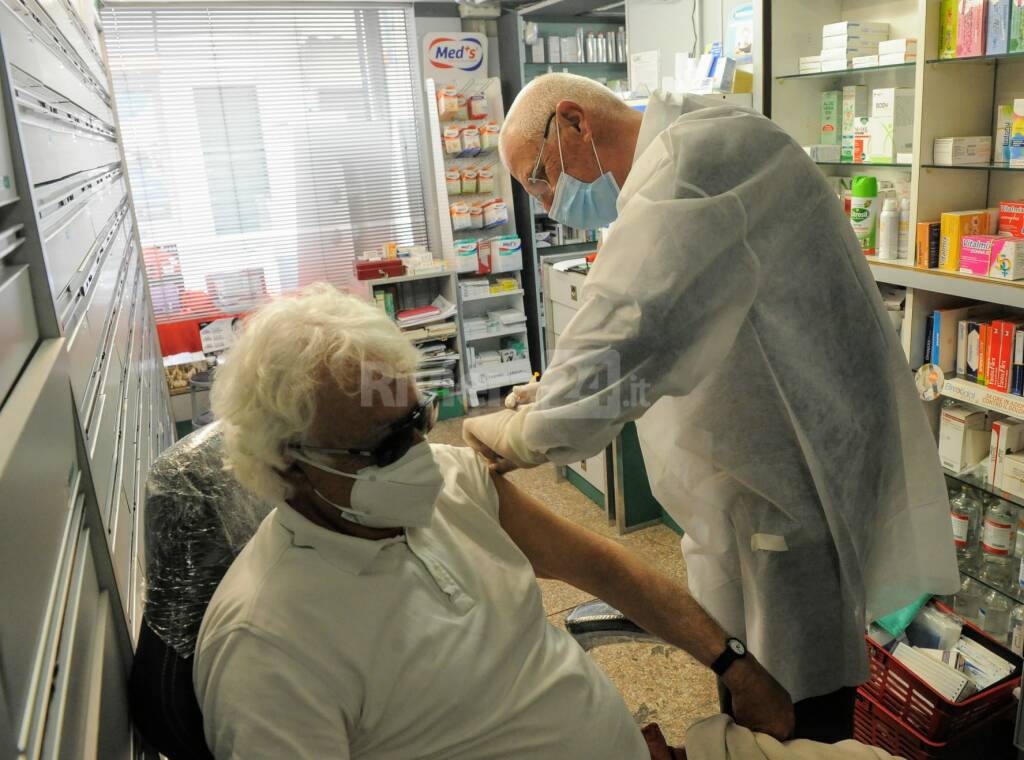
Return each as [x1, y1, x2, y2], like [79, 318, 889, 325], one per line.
[565, 599, 662, 651]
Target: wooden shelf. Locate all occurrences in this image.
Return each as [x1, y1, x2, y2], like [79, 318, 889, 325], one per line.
[868, 261, 1024, 309]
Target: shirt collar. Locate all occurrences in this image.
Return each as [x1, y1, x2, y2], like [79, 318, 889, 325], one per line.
[273, 501, 407, 575]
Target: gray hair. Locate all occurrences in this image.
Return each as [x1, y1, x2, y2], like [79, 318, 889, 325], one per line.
[500, 73, 631, 163]
[211, 283, 421, 503]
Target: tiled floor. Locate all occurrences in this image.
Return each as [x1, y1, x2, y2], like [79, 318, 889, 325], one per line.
[429, 416, 719, 745]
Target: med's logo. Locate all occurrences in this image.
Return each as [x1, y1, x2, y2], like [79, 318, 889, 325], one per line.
[427, 36, 484, 72]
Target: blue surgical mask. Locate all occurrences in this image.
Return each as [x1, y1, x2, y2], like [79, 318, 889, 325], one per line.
[548, 118, 620, 230]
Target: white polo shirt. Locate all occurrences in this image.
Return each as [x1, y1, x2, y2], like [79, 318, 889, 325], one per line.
[193, 444, 649, 760]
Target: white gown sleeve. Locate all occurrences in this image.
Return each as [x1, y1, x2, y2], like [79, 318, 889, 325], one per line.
[196, 628, 354, 759]
[521, 136, 761, 465]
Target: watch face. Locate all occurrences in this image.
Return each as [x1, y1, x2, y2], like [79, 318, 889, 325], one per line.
[729, 639, 746, 656]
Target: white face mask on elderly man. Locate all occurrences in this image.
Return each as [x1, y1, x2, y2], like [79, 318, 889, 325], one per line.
[291, 441, 445, 529]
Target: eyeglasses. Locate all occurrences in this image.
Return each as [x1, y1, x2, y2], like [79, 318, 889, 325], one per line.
[288, 392, 439, 468]
[526, 112, 557, 197]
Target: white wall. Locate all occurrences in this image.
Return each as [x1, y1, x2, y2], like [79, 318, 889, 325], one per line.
[625, 0, 700, 89]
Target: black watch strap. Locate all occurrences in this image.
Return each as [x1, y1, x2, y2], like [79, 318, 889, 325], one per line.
[710, 637, 747, 677]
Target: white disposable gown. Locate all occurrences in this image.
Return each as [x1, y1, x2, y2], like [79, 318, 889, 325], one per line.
[518, 92, 960, 702]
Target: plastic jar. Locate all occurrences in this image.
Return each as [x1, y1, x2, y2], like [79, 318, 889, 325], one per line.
[445, 169, 462, 196]
[443, 127, 462, 155]
[477, 167, 495, 194]
[461, 166, 478, 194]
[468, 94, 488, 120]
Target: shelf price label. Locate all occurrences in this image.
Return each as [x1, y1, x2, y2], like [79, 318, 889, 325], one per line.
[942, 378, 1024, 421]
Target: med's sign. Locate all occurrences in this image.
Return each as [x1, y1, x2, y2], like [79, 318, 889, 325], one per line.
[423, 33, 487, 83]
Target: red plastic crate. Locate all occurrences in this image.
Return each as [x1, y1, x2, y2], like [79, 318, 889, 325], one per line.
[860, 604, 1021, 742]
[854, 690, 1015, 760]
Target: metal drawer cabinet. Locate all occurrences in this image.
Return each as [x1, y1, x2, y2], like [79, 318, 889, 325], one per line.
[0, 261, 38, 402]
[39, 522, 133, 760]
[108, 488, 133, 611]
[18, 108, 120, 188]
[0, 0, 113, 125]
[85, 342, 124, 526]
[0, 340, 80, 758]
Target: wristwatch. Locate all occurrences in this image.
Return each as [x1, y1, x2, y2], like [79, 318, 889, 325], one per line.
[710, 637, 747, 677]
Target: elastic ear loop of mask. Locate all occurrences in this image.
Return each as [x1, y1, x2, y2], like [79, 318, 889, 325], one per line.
[554, 116, 605, 175]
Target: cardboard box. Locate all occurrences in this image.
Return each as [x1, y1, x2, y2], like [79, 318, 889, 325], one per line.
[842, 86, 868, 162]
[957, 0, 988, 57]
[939, 404, 990, 473]
[821, 90, 841, 145]
[560, 36, 580, 63]
[988, 418, 1024, 489]
[547, 36, 561, 63]
[1002, 451, 1024, 499]
[959, 234, 1001, 274]
[852, 116, 871, 163]
[871, 88, 914, 157]
[995, 104, 1014, 162]
[939, 208, 999, 271]
[852, 55, 880, 68]
[822, 21, 889, 36]
[988, 0, 1012, 55]
[1012, 0, 1024, 53]
[530, 40, 545, 63]
[999, 199, 1024, 236]
[940, 0, 959, 58]
[821, 59, 850, 72]
[933, 135, 993, 165]
[866, 115, 896, 163]
[989, 236, 1024, 279]
[822, 32, 889, 49]
[820, 45, 878, 60]
[916, 220, 941, 268]
[804, 144, 841, 162]
[878, 38, 918, 54]
[878, 52, 917, 65]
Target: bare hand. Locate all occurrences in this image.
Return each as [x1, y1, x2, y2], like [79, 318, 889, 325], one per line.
[724, 658, 795, 742]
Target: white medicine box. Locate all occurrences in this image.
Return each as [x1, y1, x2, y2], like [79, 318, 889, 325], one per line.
[1002, 452, 1024, 499]
[939, 404, 990, 473]
[987, 418, 1024, 488]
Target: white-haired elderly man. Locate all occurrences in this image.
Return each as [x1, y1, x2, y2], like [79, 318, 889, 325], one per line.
[192, 283, 795, 759]
[462, 72, 960, 743]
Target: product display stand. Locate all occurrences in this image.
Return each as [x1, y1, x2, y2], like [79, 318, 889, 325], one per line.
[425, 76, 532, 407]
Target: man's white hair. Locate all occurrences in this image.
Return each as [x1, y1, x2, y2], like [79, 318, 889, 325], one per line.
[211, 282, 421, 504]
[500, 73, 630, 163]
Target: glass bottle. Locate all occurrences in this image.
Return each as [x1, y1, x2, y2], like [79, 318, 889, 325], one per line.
[979, 588, 1013, 644]
[981, 498, 1016, 588]
[1011, 605, 1024, 656]
[955, 575, 984, 624]
[950, 486, 982, 568]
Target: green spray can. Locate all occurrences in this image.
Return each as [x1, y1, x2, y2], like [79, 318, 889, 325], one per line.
[851, 175, 879, 256]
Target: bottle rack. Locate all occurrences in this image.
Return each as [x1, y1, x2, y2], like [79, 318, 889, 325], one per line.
[425, 76, 532, 407]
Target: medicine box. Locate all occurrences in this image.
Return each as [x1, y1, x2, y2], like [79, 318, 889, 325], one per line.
[804, 144, 840, 162]
[530, 40, 545, 63]
[1003, 452, 1024, 498]
[852, 55, 879, 68]
[560, 37, 579, 63]
[988, 418, 1024, 488]
[547, 36, 561, 63]
[1013, 0, 1024, 52]
[939, 208, 998, 271]
[822, 33, 888, 49]
[820, 59, 849, 72]
[866, 116, 897, 163]
[933, 135, 993, 165]
[957, 0, 988, 57]
[878, 38, 917, 55]
[842, 86, 868, 162]
[878, 52, 916, 65]
[820, 46, 878, 61]
[871, 88, 913, 156]
[852, 116, 871, 163]
[988, 0, 1011, 55]
[960, 234, 1001, 275]
[989, 236, 1024, 279]
[820, 90, 840, 146]
[939, 404, 990, 473]
[999, 200, 1024, 236]
[995, 104, 1014, 162]
[822, 21, 889, 36]
[940, 0, 959, 58]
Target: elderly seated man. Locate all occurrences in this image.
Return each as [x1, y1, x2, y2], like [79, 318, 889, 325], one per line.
[195, 284, 875, 759]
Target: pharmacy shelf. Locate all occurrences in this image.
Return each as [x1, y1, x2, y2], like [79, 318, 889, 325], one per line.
[524, 61, 627, 69]
[362, 269, 452, 287]
[464, 324, 528, 342]
[461, 288, 525, 302]
[945, 468, 1024, 512]
[816, 160, 911, 168]
[925, 52, 1024, 67]
[868, 260, 1024, 309]
[776, 62, 915, 80]
[536, 241, 597, 255]
[960, 563, 1024, 607]
[467, 371, 534, 394]
[941, 377, 1024, 422]
[920, 162, 1024, 172]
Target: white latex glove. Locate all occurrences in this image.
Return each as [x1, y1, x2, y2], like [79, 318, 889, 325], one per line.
[462, 409, 547, 473]
[503, 380, 539, 409]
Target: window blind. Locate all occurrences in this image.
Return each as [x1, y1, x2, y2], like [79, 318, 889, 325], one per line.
[102, 3, 428, 323]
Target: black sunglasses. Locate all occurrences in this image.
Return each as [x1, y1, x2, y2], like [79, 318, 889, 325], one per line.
[289, 392, 439, 468]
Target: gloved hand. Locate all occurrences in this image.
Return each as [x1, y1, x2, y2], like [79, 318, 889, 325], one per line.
[504, 380, 539, 409]
[462, 409, 547, 473]
[725, 657, 795, 742]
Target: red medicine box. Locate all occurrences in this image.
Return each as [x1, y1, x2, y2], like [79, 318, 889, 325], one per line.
[998, 200, 1024, 237]
[355, 259, 405, 281]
